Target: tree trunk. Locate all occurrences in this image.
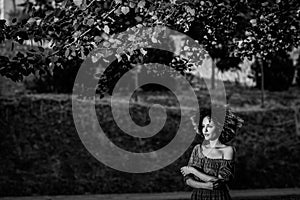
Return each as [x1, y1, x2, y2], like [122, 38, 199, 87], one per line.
[258, 58, 265, 108]
[211, 58, 215, 90]
[12, 0, 16, 12]
[133, 64, 140, 102]
[292, 66, 298, 85]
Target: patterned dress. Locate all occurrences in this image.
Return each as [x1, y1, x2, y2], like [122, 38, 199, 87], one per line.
[184, 144, 235, 200]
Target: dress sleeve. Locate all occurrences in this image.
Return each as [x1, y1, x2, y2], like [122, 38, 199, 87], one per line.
[218, 160, 235, 182]
[188, 145, 198, 166]
[183, 145, 199, 184]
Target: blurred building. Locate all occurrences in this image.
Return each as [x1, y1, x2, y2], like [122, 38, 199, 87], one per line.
[0, 0, 25, 20]
[190, 57, 255, 87]
[0, 0, 26, 96]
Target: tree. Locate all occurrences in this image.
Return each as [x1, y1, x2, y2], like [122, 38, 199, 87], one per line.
[0, 0, 299, 98]
[235, 0, 300, 106]
[251, 50, 294, 91]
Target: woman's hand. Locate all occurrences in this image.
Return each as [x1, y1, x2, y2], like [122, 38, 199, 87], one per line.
[204, 181, 221, 190]
[180, 166, 195, 176]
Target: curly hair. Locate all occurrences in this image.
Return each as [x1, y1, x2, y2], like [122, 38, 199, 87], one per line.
[191, 105, 244, 144]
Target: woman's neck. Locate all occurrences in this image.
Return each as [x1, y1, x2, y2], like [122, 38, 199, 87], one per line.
[208, 139, 220, 148]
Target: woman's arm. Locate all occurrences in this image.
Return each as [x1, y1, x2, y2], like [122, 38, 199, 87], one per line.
[182, 146, 235, 182]
[186, 178, 218, 190]
[181, 166, 218, 182]
[190, 167, 218, 182]
[181, 144, 218, 182]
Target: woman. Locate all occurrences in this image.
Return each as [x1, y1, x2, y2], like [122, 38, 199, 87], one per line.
[181, 106, 244, 200]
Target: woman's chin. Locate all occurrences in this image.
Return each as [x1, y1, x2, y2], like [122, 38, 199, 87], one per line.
[203, 134, 210, 139]
[204, 136, 211, 140]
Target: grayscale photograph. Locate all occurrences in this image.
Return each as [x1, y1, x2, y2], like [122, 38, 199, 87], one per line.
[0, 0, 300, 200]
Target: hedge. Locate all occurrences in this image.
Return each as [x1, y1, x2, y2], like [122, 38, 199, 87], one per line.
[0, 94, 300, 196]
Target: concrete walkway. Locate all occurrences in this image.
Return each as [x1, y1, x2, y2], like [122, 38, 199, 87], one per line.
[1, 188, 300, 200]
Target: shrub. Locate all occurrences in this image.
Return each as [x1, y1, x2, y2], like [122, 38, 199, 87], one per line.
[0, 95, 299, 196]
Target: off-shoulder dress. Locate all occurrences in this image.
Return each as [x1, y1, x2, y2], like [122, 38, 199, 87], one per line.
[184, 144, 235, 200]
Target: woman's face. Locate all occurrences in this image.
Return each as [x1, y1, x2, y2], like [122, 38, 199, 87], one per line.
[202, 116, 219, 141]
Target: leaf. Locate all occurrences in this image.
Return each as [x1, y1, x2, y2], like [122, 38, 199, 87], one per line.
[62, 0, 68, 8]
[129, 2, 136, 8]
[45, 10, 52, 16]
[101, 33, 109, 40]
[87, 19, 94, 26]
[116, 54, 122, 62]
[65, 49, 70, 58]
[151, 15, 158, 20]
[80, 47, 86, 59]
[114, 7, 122, 16]
[115, 0, 122, 4]
[114, 39, 122, 45]
[104, 50, 113, 58]
[111, 40, 119, 48]
[135, 16, 142, 22]
[183, 45, 189, 51]
[128, 34, 135, 41]
[116, 47, 124, 54]
[140, 48, 147, 55]
[103, 41, 110, 48]
[136, 24, 143, 29]
[250, 19, 257, 26]
[121, 6, 130, 15]
[137, 0, 146, 8]
[151, 36, 157, 43]
[36, 19, 42, 26]
[104, 25, 110, 34]
[186, 6, 195, 16]
[73, 31, 81, 39]
[91, 53, 102, 63]
[73, 0, 82, 7]
[94, 36, 102, 42]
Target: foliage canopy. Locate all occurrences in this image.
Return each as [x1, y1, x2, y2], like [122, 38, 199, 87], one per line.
[0, 0, 299, 86]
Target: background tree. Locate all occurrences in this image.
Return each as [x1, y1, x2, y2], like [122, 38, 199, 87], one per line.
[0, 0, 299, 99]
[235, 0, 300, 106]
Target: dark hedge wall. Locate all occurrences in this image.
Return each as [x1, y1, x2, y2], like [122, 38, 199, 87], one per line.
[0, 95, 300, 196]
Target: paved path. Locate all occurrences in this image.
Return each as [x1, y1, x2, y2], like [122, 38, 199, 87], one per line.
[1, 188, 300, 200]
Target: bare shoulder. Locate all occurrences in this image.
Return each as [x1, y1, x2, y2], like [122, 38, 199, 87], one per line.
[222, 145, 235, 160]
